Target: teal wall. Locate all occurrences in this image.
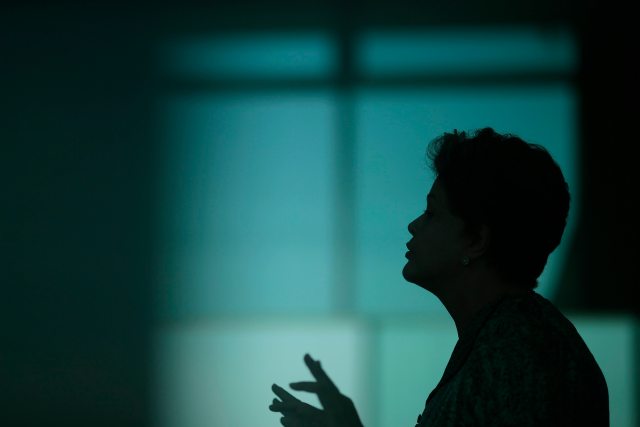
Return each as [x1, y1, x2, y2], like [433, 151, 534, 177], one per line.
[3, 3, 639, 427]
[152, 27, 634, 427]
[155, 28, 578, 321]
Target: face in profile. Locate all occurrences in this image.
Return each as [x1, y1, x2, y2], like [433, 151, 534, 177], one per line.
[402, 178, 469, 293]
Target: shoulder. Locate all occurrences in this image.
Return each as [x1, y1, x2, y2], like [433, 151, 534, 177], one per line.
[476, 292, 587, 354]
[478, 292, 564, 349]
[472, 292, 605, 379]
[459, 292, 609, 425]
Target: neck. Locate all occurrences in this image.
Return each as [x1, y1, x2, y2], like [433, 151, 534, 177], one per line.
[435, 273, 531, 338]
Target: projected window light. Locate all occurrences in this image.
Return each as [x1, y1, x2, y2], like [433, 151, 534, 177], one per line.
[154, 318, 372, 427]
[356, 28, 576, 77]
[155, 92, 337, 319]
[354, 85, 578, 314]
[376, 317, 459, 427]
[154, 25, 597, 427]
[374, 315, 636, 427]
[569, 316, 637, 427]
[160, 33, 337, 80]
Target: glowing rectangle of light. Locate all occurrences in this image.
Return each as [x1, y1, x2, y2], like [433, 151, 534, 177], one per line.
[570, 316, 637, 427]
[155, 92, 336, 319]
[377, 316, 458, 427]
[154, 318, 372, 427]
[160, 33, 337, 79]
[354, 86, 577, 314]
[377, 315, 636, 427]
[357, 28, 576, 76]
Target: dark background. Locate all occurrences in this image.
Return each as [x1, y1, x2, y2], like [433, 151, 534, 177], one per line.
[2, 2, 638, 426]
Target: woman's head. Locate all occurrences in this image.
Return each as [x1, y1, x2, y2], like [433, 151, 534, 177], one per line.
[425, 127, 570, 290]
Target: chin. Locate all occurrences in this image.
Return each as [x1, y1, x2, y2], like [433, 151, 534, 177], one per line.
[402, 262, 421, 285]
[403, 262, 437, 292]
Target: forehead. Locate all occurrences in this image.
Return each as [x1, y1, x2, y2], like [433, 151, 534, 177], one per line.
[427, 178, 445, 202]
[427, 178, 465, 229]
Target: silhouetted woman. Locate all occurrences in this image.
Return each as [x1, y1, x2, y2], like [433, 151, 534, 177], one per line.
[269, 128, 609, 426]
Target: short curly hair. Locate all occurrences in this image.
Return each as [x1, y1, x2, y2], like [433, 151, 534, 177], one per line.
[427, 127, 570, 289]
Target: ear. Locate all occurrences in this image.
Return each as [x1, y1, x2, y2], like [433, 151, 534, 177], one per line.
[464, 224, 491, 261]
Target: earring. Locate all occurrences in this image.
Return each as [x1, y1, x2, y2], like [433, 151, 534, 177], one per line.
[462, 256, 470, 266]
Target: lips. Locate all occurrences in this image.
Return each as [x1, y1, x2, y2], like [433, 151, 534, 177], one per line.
[405, 242, 413, 258]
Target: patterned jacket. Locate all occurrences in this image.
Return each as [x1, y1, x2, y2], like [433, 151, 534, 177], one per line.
[415, 291, 609, 426]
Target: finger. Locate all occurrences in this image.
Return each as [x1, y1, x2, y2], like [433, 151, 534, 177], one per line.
[304, 354, 339, 393]
[272, 383, 300, 403]
[271, 395, 322, 412]
[269, 399, 299, 413]
[270, 399, 322, 418]
[289, 381, 320, 393]
[280, 414, 303, 427]
[269, 398, 288, 413]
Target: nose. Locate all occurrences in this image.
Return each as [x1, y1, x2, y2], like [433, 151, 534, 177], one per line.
[408, 216, 419, 235]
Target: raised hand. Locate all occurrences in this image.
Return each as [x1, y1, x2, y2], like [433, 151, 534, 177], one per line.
[269, 354, 364, 427]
